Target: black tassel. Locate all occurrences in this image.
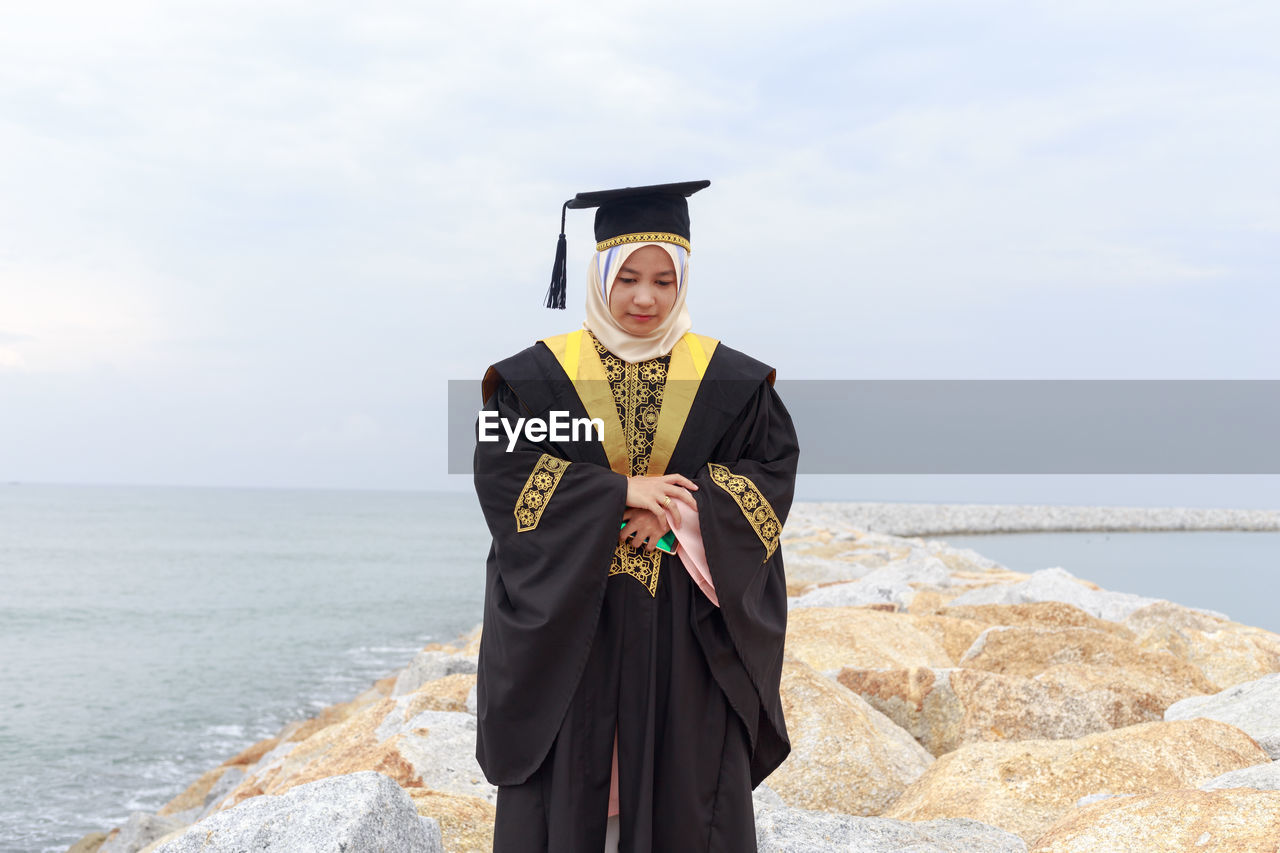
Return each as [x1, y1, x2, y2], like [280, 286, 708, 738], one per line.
[544, 201, 570, 309]
[545, 233, 567, 309]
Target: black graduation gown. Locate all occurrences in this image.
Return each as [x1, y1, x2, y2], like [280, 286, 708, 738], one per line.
[473, 330, 797, 853]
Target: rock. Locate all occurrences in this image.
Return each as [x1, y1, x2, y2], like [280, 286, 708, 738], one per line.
[958, 625, 1213, 696]
[157, 765, 236, 817]
[754, 805, 1027, 852]
[399, 673, 476, 714]
[1129, 603, 1280, 691]
[100, 812, 186, 853]
[790, 556, 953, 610]
[883, 718, 1269, 842]
[752, 782, 786, 812]
[375, 708, 496, 802]
[785, 607, 953, 673]
[944, 602, 1136, 639]
[67, 832, 108, 852]
[406, 788, 497, 853]
[945, 567, 1159, 623]
[392, 649, 479, 698]
[839, 663, 1199, 756]
[1030, 788, 1280, 852]
[1201, 762, 1280, 791]
[197, 767, 246, 818]
[1166, 673, 1280, 759]
[465, 682, 478, 715]
[152, 771, 440, 853]
[769, 658, 933, 815]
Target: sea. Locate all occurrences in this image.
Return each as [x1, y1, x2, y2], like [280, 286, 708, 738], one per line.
[1, 484, 1277, 853]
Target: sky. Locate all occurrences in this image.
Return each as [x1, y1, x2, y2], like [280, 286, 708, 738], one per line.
[1, 0, 1278, 503]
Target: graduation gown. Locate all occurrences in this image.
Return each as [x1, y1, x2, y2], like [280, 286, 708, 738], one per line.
[473, 329, 797, 852]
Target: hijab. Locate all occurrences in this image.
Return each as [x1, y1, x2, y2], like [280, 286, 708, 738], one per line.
[582, 241, 691, 363]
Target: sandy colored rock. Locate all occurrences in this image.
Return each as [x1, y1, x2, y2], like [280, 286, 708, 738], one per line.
[884, 718, 1269, 842]
[219, 737, 280, 768]
[400, 673, 476, 715]
[1030, 788, 1280, 852]
[839, 662, 1202, 756]
[158, 764, 238, 816]
[459, 625, 483, 657]
[906, 614, 990, 664]
[786, 607, 953, 673]
[959, 625, 1214, 695]
[944, 602, 1136, 639]
[67, 832, 108, 853]
[218, 698, 422, 808]
[407, 788, 496, 853]
[278, 681, 393, 744]
[1132, 615, 1280, 692]
[770, 658, 933, 815]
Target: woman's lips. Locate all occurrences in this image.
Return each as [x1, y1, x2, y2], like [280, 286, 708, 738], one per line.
[629, 314, 654, 322]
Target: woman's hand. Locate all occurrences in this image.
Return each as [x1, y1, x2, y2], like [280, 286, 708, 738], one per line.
[619, 509, 670, 553]
[625, 474, 698, 527]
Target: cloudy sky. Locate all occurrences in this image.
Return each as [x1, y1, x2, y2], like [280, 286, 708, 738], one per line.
[1, 1, 1277, 502]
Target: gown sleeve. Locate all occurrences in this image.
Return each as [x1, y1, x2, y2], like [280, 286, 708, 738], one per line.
[472, 379, 630, 785]
[688, 379, 799, 785]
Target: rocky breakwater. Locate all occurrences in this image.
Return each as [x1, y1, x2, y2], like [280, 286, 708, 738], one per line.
[73, 505, 1280, 852]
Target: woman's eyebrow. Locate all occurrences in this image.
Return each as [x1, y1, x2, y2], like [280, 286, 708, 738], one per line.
[618, 264, 676, 277]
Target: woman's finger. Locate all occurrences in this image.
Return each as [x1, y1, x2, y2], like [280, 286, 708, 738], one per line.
[663, 474, 698, 491]
[665, 486, 698, 511]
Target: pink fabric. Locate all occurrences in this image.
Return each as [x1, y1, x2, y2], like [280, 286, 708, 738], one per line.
[607, 502, 718, 819]
[608, 729, 620, 817]
[663, 501, 718, 607]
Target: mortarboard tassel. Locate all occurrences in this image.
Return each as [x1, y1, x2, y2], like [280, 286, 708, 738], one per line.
[544, 201, 570, 309]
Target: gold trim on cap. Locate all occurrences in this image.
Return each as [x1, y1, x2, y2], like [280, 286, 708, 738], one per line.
[595, 232, 691, 252]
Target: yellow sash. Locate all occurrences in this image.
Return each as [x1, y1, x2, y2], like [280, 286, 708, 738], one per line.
[541, 330, 718, 477]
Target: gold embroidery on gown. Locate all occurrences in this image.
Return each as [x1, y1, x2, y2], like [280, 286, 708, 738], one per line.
[593, 333, 670, 596]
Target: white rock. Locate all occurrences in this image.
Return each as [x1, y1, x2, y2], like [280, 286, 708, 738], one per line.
[754, 804, 1026, 852]
[392, 650, 478, 698]
[153, 771, 440, 853]
[101, 812, 187, 853]
[944, 567, 1160, 623]
[1200, 762, 1280, 791]
[1166, 674, 1280, 759]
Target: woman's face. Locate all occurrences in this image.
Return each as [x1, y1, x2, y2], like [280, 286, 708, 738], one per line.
[607, 245, 678, 336]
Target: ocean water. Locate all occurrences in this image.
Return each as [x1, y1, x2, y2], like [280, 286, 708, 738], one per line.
[0, 485, 491, 853]
[2, 486, 1278, 852]
[940, 530, 1280, 634]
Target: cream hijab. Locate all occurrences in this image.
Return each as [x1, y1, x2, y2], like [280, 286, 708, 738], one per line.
[582, 241, 691, 363]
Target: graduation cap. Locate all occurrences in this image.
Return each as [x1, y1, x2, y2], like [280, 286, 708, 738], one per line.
[545, 179, 711, 309]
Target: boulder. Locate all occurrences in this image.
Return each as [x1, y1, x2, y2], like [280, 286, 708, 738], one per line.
[754, 805, 1026, 852]
[769, 658, 933, 815]
[839, 663, 1199, 756]
[884, 718, 1269, 842]
[958, 625, 1213, 695]
[1201, 762, 1280, 791]
[406, 788, 497, 853]
[790, 556, 953, 610]
[1165, 673, 1280, 759]
[1129, 603, 1280, 691]
[375, 708, 496, 802]
[392, 649, 479, 698]
[1030, 788, 1280, 852]
[785, 607, 952, 674]
[944, 567, 1159, 622]
[100, 812, 186, 853]
[943, 601, 1136, 639]
[152, 771, 440, 853]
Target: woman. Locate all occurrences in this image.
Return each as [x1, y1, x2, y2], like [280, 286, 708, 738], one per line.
[473, 180, 798, 852]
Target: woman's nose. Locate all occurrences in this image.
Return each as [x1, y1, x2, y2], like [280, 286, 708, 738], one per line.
[634, 285, 657, 306]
